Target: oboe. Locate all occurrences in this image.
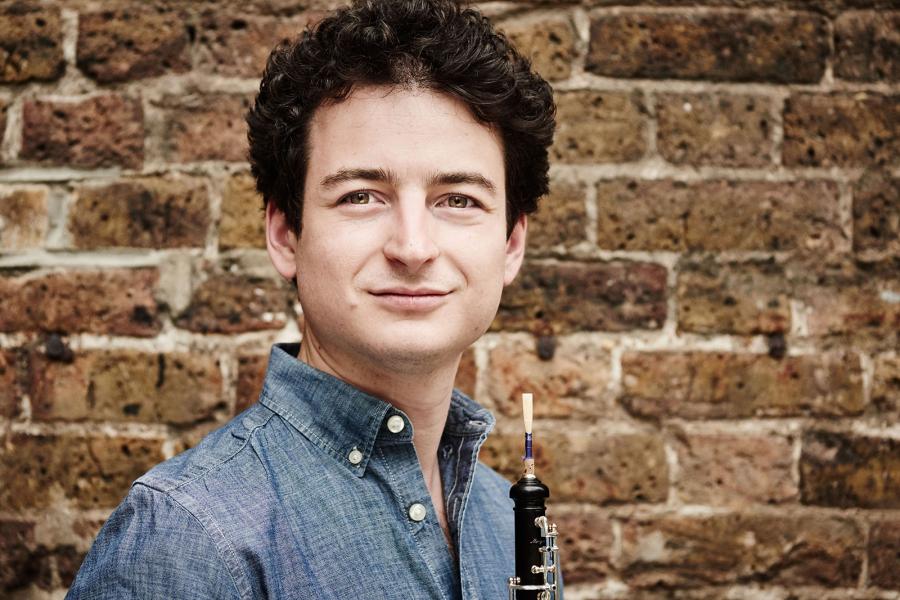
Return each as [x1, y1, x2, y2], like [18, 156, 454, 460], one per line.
[507, 393, 561, 600]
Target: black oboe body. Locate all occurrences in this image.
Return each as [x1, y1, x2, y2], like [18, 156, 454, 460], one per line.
[510, 474, 549, 600]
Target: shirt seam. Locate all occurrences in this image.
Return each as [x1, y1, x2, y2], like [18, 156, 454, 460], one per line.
[133, 482, 249, 600]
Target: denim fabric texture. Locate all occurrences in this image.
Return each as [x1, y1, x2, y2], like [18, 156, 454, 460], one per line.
[66, 343, 525, 599]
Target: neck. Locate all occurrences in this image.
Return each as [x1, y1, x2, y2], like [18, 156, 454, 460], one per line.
[297, 328, 461, 483]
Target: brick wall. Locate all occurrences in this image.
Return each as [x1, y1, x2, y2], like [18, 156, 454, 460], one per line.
[0, 1, 897, 597]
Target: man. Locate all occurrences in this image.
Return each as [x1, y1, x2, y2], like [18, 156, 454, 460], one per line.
[67, 0, 555, 597]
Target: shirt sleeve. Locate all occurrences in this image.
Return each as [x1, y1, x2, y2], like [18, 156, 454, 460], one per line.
[66, 483, 241, 600]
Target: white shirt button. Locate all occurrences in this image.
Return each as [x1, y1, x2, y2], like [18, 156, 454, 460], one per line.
[347, 448, 363, 465]
[386, 415, 405, 434]
[408, 502, 427, 522]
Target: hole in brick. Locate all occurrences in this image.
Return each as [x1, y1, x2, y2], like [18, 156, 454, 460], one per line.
[36, 18, 46, 27]
[186, 24, 196, 42]
[231, 19, 247, 30]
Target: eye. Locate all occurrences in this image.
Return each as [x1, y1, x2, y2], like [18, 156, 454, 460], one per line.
[445, 195, 472, 209]
[341, 191, 372, 205]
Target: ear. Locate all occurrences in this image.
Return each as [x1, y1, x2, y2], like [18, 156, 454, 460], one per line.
[503, 214, 527, 286]
[266, 201, 299, 281]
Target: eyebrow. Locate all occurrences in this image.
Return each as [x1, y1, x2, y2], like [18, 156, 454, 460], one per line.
[318, 167, 497, 196]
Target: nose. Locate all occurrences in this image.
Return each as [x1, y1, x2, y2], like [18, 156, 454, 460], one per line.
[382, 197, 440, 273]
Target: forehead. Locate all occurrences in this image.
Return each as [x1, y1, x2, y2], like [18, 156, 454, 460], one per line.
[305, 85, 505, 187]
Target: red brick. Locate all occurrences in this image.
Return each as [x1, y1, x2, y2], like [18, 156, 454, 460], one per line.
[673, 429, 797, 506]
[834, 11, 900, 82]
[621, 351, 865, 419]
[0, 188, 48, 250]
[0, 433, 165, 510]
[0, 7, 64, 83]
[500, 14, 577, 82]
[220, 173, 265, 250]
[31, 350, 224, 425]
[527, 177, 588, 255]
[800, 431, 900, 508]
[0, 268, 161, 336]
[70, 177, 210, 249]
[587, 12, 828, 83]
[869, 519, 900, 589]
[619, 513, 863, 587]
[783, 93, 899, 168]
[551, 91, 647, 164]
[162, 94, 252, 163]
[656, 93, 775, 167]
[481, 428, 667, 504]
[236, 353, 268, 414]
[77, 8, 190, 82]
[175, 273, 292, 334]
[596, 179, 843, 252]
[853, 170, 899, 254]
[486, 336, 614, 419]
[196, 12, 319, 78]
[677, 259, 790, 335]
[553, 505, 614, 584]
[493, 260, 667, 334]
[0, 349, 21, 419]
[454, 347, 476, 398]
[21, 95, 144, 169]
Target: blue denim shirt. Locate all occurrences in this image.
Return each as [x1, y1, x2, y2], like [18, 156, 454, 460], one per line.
[67, 343, 521, 599]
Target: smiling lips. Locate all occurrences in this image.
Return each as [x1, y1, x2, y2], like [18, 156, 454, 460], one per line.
[369, 287, 451, 311]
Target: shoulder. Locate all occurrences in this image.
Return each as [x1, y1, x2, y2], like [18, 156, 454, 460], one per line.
[471, 460, 515, 513]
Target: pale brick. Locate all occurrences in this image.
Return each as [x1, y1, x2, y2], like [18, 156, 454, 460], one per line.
[501, 15, 577, 82]
[620, 351, 865, 419]
[587, 12, 828, 83]
[527, 177, 587, 255]
[0, 188, 48, 250]
[31, 350, 224, 425]
[871, 353, 900, 417]
[493, 260, 667, 334]
[551, 91, 647, 164]
[220, 173, 265, 249]
[486, 336, 613, 419]
[70, 177, 210, 249]
[553, 505, 614, 584]
[0, 7, 64, 82]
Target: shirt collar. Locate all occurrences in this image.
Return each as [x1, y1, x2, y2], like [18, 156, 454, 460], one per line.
[258, 343, 495, 477]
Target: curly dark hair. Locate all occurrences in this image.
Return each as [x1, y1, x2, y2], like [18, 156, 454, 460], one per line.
[246, 0, 556, 236]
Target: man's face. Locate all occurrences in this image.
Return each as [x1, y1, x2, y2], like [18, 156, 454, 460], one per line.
[292, 84, 525, 373]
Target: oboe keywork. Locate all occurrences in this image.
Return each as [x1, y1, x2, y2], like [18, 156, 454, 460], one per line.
[508, 393, 561, 600]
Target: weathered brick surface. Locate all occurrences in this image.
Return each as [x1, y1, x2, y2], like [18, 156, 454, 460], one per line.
[586, 12, 828, 83]
[480, 429, 667, 503]
[31, 350, 224, 425]
[70, 177, 210, 249]
[619, 513, 863, 587]
[0, 7, 64, 82]
[501, 15, 577, 82]
[553, 505, 614, 584]
[0, 433, 165, 510]
[869, 519, 900, 589]
[0, 188, 48, 250]
[196, 12, 319, 78]
[0, 349, 20, 418]
[220, 173, 265, 249]
[656, 93, 774, 167]
[527, 177, 588, 255]
[494, 260, 667, 334]
[0, 268, 161, 336]
[454, 347, 476, 398]
[21, 95, 144, 169]
[620, 351, 865, 419]
[871, 353, 900, 417]
[800, 431, 900, 508]
[596, 179, 843, 252]
[673, 429, 797, 506]
[162, 94, 252, 163]
[677, 259, 790, 335]
[0, 520, 37, 592]
[834, 11, 900, 82]
[77, 9, 191, 82]
[551, 91, 647, 164]
[236, 353, 268, 413]
[486, 336, 613, 418]
[783, 93, 899, 168]
[853, 170, 899, 254]
[176, 273, 291, 333]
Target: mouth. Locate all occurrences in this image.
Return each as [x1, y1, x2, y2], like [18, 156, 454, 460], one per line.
[368, 288, 451, 311]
